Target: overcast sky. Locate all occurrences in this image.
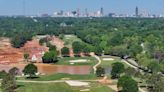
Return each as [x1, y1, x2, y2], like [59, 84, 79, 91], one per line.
[0, 0, 163, 15]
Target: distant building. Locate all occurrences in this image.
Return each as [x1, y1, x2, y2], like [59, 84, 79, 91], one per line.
[135, 6, 139, 17]
[100, 7, 104, 16]
[108, 13, 116, 17]
[41, 13, 50, 17]
[85, 8, 89, 17]
[76, 8, 80, 17]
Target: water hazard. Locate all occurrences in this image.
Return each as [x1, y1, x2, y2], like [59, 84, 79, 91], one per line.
[0, 64, 91, 75]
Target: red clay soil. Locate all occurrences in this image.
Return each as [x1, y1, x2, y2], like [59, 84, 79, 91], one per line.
[20, 39, 49, 63]
[0, 38, 24, 64]
[0, 38, 48, 64]
[49, 36, 64, 51]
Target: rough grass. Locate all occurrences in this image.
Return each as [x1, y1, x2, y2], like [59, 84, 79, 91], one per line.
[63, 35, 82, 48]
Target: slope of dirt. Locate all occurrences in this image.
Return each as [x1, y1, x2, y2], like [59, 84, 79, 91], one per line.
[0, 37, 23, 64]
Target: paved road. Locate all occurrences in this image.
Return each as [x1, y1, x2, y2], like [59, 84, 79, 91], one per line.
[92, 55, 102, 74]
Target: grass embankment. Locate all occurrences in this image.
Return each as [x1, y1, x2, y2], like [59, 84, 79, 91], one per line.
[16, 82, 115, 92]
[18, 73, 97, 81]
[57, 57, 97, 66]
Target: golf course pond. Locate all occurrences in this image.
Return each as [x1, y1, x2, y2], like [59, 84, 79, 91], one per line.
[0, 64, 91, 75]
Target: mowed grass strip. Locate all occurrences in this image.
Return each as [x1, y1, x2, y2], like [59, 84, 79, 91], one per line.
[16, 82, 78, 92]
[17, 73, 97, 81]
[57, 57, 97, 66]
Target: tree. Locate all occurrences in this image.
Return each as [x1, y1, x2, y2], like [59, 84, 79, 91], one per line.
[147, 61, 160, 73]
[1, 68, 19, 92]
[125, 67, 137, 76]
[72, 41, 84, 54]
[48, 44, 57, 51]
[111, 62, 125, 79]
[0, 70, 7, 79]
[147, 73, 164, 92]
[96, 67, 105, 77]
[24, 53, 29, 62]
[23, 63, 38, 78]
[39, 38, 48, 45]
[61, 47, 70, 56]
[9, 67, 19, 77]
[1, 74, 16, 92]
[118, 75, 138, 92]
[94, 46, 103, 56]
[42, 51, 58, 63]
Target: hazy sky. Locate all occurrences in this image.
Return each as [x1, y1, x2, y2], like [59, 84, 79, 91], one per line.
[0, 0, 163, 15]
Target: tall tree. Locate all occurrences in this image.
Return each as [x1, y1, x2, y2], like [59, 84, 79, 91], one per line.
[23, 63, 38, 78]
[42, 51, 58, 63]
[111, 62, 125, 79]
[118, 75, 138, 92]
[61, 47, 70, 56]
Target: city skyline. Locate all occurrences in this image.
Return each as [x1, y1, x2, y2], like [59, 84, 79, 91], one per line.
[0, 0, 164, 16]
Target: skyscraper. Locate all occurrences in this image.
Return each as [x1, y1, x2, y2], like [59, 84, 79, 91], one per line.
[135, 6, 139, 17]
[85, 8, 89, 17]
[76, 8, 80, 17]
[100, 7, 104, 16]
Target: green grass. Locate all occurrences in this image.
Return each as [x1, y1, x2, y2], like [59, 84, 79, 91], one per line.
[16, 82, 115, 92]
[16, 82, 78, 92]
[100, 56, 129, 68]
[57, 57, 97, 66]
[63, 35, 82, 48]
[18, 73, 97, 81]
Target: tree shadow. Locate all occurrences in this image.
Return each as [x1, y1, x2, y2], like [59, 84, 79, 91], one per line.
[17, 85, 25, 88]
[26, 76, 40, 79]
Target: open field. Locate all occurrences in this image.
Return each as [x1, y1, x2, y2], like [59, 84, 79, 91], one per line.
[100, 56, 129, 68]
[62, 35, 82, 48]
[57, 57, 97, 66]
[16, 82, 115, 92]
[18, 73, 97, 81]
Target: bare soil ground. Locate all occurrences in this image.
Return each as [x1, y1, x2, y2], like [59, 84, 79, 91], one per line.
[21, 39, 49, 63]
[0, 37, 48, 64]
[0, 37, 23, 64]
[49, 36, 64, 51]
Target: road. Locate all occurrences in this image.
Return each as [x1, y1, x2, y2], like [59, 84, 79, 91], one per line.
[92, 55, 102, 74]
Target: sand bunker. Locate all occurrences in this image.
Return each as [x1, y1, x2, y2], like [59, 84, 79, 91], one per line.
[69, 59, 88, 63]
[66, 81, 89, 87]
[102, 58, 114, 61]
[80, 89, 90, 91]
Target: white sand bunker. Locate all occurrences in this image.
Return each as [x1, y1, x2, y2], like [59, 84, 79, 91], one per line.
[65, 81, 89, 87]
[69, 59, 88, 63]
[80, 89, 90, 91]
[103, 58, 114, 61]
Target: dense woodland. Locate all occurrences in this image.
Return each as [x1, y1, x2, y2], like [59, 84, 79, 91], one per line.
[0, 17, 164, 72]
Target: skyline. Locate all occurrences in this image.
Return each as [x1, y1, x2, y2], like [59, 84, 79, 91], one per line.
[0, 0, 164, 16]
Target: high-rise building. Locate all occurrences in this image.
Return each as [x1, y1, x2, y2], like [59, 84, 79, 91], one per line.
[135, 6, 139, 17]
[85, 8, 89, 17]
[76, 8, 80, 17]
[100, 7, 104, 16]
